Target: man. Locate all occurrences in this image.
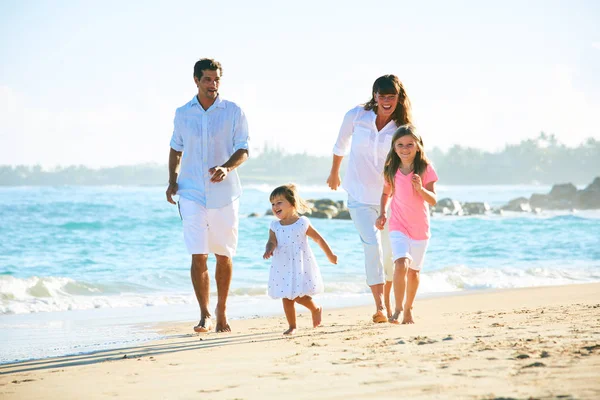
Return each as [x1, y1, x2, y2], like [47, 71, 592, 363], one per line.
[166, 58, 249, 333]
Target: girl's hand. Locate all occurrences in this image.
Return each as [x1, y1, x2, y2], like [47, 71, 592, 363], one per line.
[375, 215, 386, 230]
[411, 174, 423, 192]
[263, 248, 274, 259]
[328, 253, 338, 264]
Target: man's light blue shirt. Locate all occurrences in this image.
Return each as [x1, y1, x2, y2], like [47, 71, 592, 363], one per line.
[170, 95, 249, 209]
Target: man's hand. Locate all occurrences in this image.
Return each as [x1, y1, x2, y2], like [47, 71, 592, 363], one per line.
[209, 166, 229, 183]
[166, 182, 178, 204]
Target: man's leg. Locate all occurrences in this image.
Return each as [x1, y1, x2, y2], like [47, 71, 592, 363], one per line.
[191, 254, 212, 332]
[214, 254, 232, 332]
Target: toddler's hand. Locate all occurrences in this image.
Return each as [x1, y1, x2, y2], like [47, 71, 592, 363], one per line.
[411, 174, 423, 191]
[328, 253, 338, 264]
[375, 215, 386, 230]
[263, 249, 274, 259]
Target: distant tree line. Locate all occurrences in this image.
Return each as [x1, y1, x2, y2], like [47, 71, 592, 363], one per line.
[1, 133, 598, 186]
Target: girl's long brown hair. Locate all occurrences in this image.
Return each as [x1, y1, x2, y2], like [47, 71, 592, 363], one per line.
[364, 75, 412, 126]
[383, 125, 431, 193]
[269, 184, 311, 214]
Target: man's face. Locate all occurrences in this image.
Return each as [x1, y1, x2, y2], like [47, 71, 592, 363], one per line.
[194, 69, 221, 101]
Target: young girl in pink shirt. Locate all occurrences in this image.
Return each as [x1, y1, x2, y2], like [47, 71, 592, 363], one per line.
[375, 125, 438, 324]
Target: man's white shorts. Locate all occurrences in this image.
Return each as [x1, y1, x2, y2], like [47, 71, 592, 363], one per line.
[390, 231, 429, 271]
[178, 197, 239, 258]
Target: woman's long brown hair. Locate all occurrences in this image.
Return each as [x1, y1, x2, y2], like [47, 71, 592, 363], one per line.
[364, 75, 412, 126]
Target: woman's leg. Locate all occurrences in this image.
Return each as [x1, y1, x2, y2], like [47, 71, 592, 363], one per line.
[282, 298, 297, 335]
[348, 201, 387, 319]
[295, 296, 323, 327]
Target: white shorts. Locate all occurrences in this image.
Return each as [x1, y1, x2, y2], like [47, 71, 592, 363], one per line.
[178, 197, 239, 258]
[390, 231, 429, 271]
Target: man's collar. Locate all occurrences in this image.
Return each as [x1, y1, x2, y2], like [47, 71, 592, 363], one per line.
[190, 95, 225, 110]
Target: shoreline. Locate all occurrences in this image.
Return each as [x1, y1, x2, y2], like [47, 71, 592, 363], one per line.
[1, 282, 599, 399]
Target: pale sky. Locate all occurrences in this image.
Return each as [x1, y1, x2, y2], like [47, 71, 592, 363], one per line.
[1, 0, 599, 167]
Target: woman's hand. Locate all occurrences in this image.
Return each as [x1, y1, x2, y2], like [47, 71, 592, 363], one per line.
[375, 214, 386, 230]
[327, 173, 341, 190]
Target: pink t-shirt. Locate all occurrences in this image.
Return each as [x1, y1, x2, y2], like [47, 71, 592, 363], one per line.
[386, 164, 438, 240]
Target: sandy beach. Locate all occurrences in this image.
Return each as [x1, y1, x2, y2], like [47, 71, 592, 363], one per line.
[1, 283, 599, 400]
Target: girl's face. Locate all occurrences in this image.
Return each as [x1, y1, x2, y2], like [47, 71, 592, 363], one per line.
[374, 92, 399, 119]
[271, 195, 296, 220]
[394, 135, 419, 165]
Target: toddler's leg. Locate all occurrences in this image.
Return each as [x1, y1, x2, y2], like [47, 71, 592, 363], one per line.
[402, 268, 420, 324]
[282, 298, 297, 335]
[390, 258, 410, 324]
[295, 296, 322, 328]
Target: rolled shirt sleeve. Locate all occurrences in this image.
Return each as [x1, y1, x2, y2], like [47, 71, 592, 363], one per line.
[169, 110, 184, 152]
[332, 106, 360, 156]
[232, 108, 250, 153]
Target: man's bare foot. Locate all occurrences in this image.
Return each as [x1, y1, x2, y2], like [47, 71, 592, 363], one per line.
[389, 310, 402, 324]
[372, 309, 387, 323]
[312, 306, 323, 328]
[193, 317, 213, 333]
[402, 308, 415, 324]
[215, 305, 231, 333]
[283, 327, 296, 335]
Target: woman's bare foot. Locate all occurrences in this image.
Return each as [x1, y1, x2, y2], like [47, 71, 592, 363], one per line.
[389, 310, 402, 324]
[283, 327, 296, 335]
[402, 308, 415, 324]
[193, 317, 213, 333]
[312, 306, 323, 328]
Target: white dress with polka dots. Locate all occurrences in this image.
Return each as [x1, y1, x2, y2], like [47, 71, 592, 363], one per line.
[268, 216, 324, 299]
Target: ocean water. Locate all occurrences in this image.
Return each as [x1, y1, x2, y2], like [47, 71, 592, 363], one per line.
[1, 184, 599, 363]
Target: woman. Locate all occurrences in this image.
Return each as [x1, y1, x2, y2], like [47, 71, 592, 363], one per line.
[327, 75, 412, 323]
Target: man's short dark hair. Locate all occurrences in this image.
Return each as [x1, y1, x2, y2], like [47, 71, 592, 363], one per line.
[194, 58, 222, 79]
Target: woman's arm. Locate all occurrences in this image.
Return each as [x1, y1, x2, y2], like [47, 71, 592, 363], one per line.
[327, 155, 344, 190]
[306, 224, 338, 264]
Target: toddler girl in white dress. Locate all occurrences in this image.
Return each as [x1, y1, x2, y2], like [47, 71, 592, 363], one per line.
[263, 184, 338, 335]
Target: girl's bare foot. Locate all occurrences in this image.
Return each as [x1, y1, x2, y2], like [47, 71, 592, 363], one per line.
[389, 310, 402, 324]
[402, 308, 414, 324]
[283, 327, 296, 335]
[312, 306, 323, 328]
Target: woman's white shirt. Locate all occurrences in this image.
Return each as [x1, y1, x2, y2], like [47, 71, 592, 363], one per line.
[332, 105, 398, 205]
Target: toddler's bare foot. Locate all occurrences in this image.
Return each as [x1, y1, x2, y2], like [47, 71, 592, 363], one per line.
[389, 310, 402, 324]
[402, 308, 415, 324]
[283, 327, 296, 335]
[312, 306, 323, 328]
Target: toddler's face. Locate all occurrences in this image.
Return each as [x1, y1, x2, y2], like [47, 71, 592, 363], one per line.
[271, 195, 295, 220]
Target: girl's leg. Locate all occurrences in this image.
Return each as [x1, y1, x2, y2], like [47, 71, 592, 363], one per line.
[384, 281, 393, 319]
[390, 258, 409, 323]
[282, 298, 297, 335]
[295, 296, 322, 328]
[402, 269, 420, 324]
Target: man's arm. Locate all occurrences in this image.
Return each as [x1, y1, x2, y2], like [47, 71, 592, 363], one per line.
[166, 148, 182, 204]
[209, 148, 249, 183]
